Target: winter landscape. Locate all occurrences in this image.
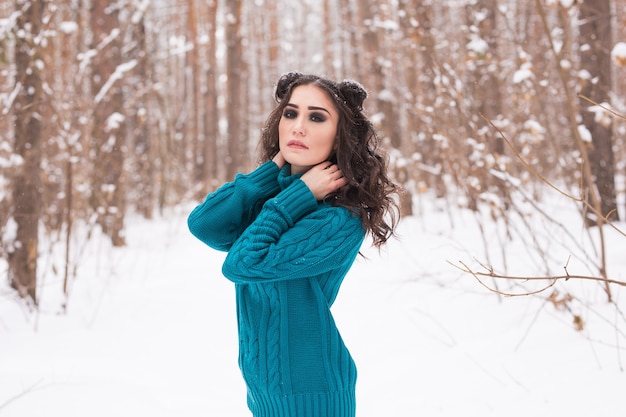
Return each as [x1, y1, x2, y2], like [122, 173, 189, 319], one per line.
[2, 1, 626, 416]
[1, 195, 624, 417]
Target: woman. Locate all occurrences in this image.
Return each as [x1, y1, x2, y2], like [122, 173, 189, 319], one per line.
[188, 72, 398, 417]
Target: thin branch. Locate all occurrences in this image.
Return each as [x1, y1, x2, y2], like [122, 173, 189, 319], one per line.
[449, 260, 626, 295]
[0, 379, 46, 410]
[480, 112, 626, 239]
[578, 94, 626, 121]
[453, 261, 559, 297]
[479, 113, 580, 201]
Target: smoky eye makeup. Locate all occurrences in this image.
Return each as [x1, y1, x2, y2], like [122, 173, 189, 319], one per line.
[283, 102, 332, 122]
[310, 112, 327, 122]
[283, 109, 297, 118]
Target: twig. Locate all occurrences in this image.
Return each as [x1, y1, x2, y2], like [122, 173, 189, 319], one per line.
[453, 261, 559, 297]
[480, 112, 626, 239]
[515, 298, 550, 351]
[0, 379, 46, 410]
[578, 94, 626, 121]
[449, 260, 626, 293]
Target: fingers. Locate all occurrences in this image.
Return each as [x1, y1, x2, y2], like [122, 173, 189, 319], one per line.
[272, 151, 286, 168]
[301, 162, 347, 200]
[319, 162, 344, 181]
[321, 163, 347, 193]
[319, 161, 341, 174]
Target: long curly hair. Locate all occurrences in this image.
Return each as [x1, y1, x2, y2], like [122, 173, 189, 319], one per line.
[258, 72, 399, 247]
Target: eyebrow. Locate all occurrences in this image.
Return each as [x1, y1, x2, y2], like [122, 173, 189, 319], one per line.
[286, 103, 332, 115]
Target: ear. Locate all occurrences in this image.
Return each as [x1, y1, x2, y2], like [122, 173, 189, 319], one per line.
[338, 80, 367, 110]
[275, 72, 303, 101]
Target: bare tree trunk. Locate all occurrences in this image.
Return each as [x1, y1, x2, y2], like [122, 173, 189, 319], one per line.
[579, 0, 618, 222]
[355, 0, 400, 145]
[355, 0, 381, 111]
[338, 0, 358, 78]
[201, 0, 219, 193]
[90, 0, 127, 246]
[267, 0, 279, 73]
[10, 0, 45, 303]
[471, 0, 504, 154]
[616, 0, 626, 220]
[464, 0, 508, 210]
[246, 0, 279, 167]
[188, 0, 202, 187]
[322, 0, 337, 79]
[225, 0, 245, 180]
[395, 0, 430, 216]
[128, 6, 153, 219]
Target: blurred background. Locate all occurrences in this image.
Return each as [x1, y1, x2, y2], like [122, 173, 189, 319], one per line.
[1, 0, 625, 307]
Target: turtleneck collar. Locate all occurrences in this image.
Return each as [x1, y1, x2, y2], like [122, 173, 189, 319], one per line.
[277, 164, 303, 190]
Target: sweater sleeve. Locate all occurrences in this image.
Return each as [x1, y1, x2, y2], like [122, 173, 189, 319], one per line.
[221, 178, 365, 284]
[187, 161, 281, 251]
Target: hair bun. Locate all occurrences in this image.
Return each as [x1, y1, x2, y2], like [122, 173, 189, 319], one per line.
[275, 72, 303, 101]
[338, 80, 367, 110]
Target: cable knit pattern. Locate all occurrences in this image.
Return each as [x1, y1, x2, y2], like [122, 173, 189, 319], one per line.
[262, 282, 282, 395]
[188, 162, 365, 417]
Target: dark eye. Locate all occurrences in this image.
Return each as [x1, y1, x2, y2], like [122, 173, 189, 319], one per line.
[283, 109, 297, 119]
[310, 112, 326, 122]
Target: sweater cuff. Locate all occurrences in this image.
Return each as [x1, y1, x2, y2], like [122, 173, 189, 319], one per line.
[273, 179, 317, 225]
[241, 161, 281, 195]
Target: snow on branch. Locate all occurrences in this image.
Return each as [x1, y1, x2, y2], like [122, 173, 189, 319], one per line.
[78, 28, 121, 77]
[0, 11, 21, 38]
[2, 82, 21, 115]
[94, 60, 138, 104]
[132, 0, 150, 24]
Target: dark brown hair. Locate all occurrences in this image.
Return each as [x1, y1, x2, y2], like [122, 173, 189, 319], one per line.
[259, 72, 398, 247]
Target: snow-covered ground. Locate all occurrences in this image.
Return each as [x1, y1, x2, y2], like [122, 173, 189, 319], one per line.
[1, 199, 624, 416]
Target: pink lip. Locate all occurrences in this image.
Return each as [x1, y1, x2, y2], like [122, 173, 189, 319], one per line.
[287, 140, 308, 149]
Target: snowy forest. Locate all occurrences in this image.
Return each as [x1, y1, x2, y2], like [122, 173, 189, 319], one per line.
[1, 1, 626, 320]
[1, 0, 626, 415]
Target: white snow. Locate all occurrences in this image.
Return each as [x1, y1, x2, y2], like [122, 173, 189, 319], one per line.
[131, 0, 150, 25]
[523, 119, 545, 135]
[0, 153, 23, 169]
[58, 21, 79, 35]
[513, 66, 533, 84]
[374, 19, 399, 32]
[546, 0, 575, 8]
[467, 37, 489, 56]
[612, 42, 626, 67]
[2, 81, 22, 115]
[105, 112, 126, 132]
[1, 199, 624, 416]
[588, 103, 613, 129]
[577, 124, 592, 143]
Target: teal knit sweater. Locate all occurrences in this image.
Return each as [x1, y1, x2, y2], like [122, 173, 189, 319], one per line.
[187, 161, 365, 417]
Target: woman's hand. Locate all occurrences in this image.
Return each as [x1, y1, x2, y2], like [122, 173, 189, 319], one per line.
[272, 151, 286, 169]
[301, 161, 347, 200]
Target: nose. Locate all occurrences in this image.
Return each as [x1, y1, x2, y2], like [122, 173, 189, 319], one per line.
[292, 117, 305, 136]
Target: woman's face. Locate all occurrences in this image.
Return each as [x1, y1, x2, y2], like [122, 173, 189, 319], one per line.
[278, 84, 339, 174]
